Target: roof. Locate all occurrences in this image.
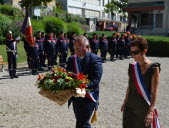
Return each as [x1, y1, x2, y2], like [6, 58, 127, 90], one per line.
[125, 1, 165, 11]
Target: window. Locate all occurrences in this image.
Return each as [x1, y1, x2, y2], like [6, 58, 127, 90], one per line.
[141, 11, 153, 27]
[68, 7, 82, 15]
[155, 14, 163, 28]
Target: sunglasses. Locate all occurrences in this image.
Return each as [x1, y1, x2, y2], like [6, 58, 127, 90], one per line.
[130, 50, 140, 55]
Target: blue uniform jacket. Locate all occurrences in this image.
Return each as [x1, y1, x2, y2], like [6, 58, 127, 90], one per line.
[69, 37, 74, 53]
[108, 37, 117, 50]
[43, 36, 56, 55]
[90, 39, 99, 50]
[6, 38, 17, 55]
[99, 39, 108, 50]
[57, 38, 69, 53]
[30, 42, 39, 57]
[67, 52, 103, 102]
[36, 37, 44, 53]
[118, 38, 125, 49]
[125, 36, 131, 47]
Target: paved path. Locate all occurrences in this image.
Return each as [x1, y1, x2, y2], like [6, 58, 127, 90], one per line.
[0, 57, 169, 128]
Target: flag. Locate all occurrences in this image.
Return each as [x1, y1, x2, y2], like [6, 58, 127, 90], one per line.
[21, 12, 35, 45]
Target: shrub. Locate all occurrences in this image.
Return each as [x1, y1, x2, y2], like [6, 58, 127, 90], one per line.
[88, 31, 169, 57]
[0, 36, 6, 45]
[7, 20, 23, 38]
[32, 20, 45, 35]
[67, 22, 85, 37]
[43, 17, 67, 36]
[0, 13, 12, 37]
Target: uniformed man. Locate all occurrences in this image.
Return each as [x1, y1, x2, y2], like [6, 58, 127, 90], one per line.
[5, 30, 19, 79]
[24, 39, 32, 69]
[53, 33, 58, 65]
[124, 32, 131, 59]
[57, 32, 69, 68]
[69, 32, 76, 55]
[41, 32, 47, 67]
[43, 31, 56, 70]
[30, 37, 39, 75]
[64, 33, 70, 57]
[118, 34, 125, 60]
[115, 33, 120, 59]
[83, 33, 88, 39]
[90, 33, 99, 55]
[36, 32, 44, 70]
[99, 34, 108, 63]
[108, 33, 117, 61]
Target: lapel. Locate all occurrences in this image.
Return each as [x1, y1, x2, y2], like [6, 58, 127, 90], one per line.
[81, 51, 90, 73]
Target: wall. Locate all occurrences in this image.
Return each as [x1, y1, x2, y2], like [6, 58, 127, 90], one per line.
[128, 0, 164, 3]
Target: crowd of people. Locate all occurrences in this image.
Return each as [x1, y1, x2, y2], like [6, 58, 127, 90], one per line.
[5, 30, 141, 77]
[22, 31, 142, 75]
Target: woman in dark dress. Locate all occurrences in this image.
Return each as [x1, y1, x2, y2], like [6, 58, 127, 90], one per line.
[121, 37, 161, 128]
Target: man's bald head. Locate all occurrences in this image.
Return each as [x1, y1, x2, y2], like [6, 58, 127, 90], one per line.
[74, 35, 89, 57]
[74, 35, 89, 46]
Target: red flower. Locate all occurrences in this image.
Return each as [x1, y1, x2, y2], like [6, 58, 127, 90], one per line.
[50, 76, 55, 79]
[77, 73, 86, 80]
[79, 83, 87, 89]
[65, 79, 70, 82]
[56, 75, 61, 79]
[54, 79, 58, 83]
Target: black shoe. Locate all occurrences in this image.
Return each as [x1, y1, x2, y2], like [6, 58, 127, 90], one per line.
[42, 64, 47, 67]
[35, 71, 39, 75]
[32, 72, 36, 75]
[38, 68, 44, 71]
[13, 75, 19, 78]
[10, 76, 14, 79]
[48, 67, 51, 71]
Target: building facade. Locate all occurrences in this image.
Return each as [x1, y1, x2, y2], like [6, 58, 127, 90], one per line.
[2, 0, 56, 10]
[126, 0, 169, 36]
[2, 0, 127, 32]
[57, 0, 127, 32]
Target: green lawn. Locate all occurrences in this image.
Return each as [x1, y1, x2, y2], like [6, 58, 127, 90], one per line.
[0, 42, 26, 63]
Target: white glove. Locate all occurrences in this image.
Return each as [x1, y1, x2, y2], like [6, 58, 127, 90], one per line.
[15, 37, 20, 41]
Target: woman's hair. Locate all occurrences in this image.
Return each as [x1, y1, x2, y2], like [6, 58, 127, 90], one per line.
[130, 37, 148, 51]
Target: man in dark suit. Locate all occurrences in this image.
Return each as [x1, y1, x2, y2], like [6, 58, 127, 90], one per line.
[67, 35, 103, 128]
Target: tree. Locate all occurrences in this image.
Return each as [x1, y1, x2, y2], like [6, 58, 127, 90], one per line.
[104, 0, 128, 18]
[0, 0, 4, 5]
[19, 0, 53, 16]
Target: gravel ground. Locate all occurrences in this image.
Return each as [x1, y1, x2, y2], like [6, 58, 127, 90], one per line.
[0, 56, 169, 128]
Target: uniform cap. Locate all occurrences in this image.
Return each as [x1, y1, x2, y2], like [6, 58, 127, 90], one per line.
[116, 33, 120, 36]
[123, 34, 127, 37]
[126, 31, 130, 35]
[132, 34, 136, 37]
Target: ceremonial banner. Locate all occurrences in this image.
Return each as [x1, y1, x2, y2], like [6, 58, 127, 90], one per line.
[21, 12, 35, 45]
[132, 62, 160, 128]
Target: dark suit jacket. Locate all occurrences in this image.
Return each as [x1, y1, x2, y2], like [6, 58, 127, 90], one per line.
[67, 51, 103, 101]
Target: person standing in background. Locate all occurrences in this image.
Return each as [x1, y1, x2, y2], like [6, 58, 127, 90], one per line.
[5, 30, 19, 79]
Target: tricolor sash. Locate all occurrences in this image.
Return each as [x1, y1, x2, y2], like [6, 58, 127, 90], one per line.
[132, 62, 160, 128]
[74, 54, 98, 102]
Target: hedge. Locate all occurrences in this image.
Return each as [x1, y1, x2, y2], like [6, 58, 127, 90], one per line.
[32, 20, 45, 35]
[43, 17, 67, 36]
[88, 31, 169, 57]
[0, 13, 12, 44]
[67, 22, 85, 37]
